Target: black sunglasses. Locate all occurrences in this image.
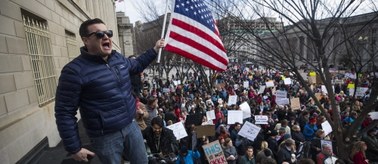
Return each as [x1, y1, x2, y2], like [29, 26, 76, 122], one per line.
[86, 30, 113, 38]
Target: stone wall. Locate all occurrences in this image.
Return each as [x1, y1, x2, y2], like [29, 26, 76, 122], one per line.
[0, 0, 120, 163]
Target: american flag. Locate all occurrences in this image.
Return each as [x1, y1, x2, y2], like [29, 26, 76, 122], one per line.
[164, 0, 228, 71]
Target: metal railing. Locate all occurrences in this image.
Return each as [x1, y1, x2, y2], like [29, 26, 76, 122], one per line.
[23, 16, 57, 106]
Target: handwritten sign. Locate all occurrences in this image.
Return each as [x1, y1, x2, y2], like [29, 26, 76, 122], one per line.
[356, 87, 369, 97]
[173, 80, 181, 86]
[255, 115, 268, 124]
[275, 90, 287, 99]
[227, 110, 243, 124]
[290, 98, 301, 110]
[369, 112, 378, 120]
[258, 85, 266, 94]
[239, 102, 251, 119]
[284, 78, 292, 85]
[321, 121, 332, 136]
[266, 81, 274, 88]
[243, 81, 249, 89]
[202, 140, 227, 164]
[227, 95, 238, 106]
[206, 110, 216, 120]
[276, 98, 290, 105]
[163, 88, 170, 93]
[167, 122, 188, 140]
[196, 125, 215, 138]
[238, 121, 261, 141]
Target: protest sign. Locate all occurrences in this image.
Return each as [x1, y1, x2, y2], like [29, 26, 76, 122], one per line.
[196, 125, 215, 138]
[321, 85, 328, 94]
[369, 112, 378, 120]
[227, 95, 238, 106]
[202, 140, 227, 164]
[173, 80, 181, 86]
[276, 98, 290, 105]
[275, 90, 287, 99]
[238, 121, 261, 141]
[355, 87, 369, 97]
[227, 110, 243, 124]
[321, 121, 333, 136]
[243, 81, 249, 89]
[258, 85, 266, 94]
[206, 110, 216, 120]
[290, 98, 301, 110]
[255, 115, 268, 124]
[321, 85, 335, 95]
[284, 78, 292, 85]
[239, 102, 251, 119]
[308, 76, 316, 84]
[266, 81, 274, 88]
[321, 140, 333, 149]
[167, 122, 188, 140]
[162, 88, 170, 93]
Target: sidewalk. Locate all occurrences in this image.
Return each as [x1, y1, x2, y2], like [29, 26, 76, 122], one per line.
[31, 121, 101, 164]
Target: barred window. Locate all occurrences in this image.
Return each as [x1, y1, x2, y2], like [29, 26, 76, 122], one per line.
[65, 30, 79, 60]
[23, 11, 57, 106]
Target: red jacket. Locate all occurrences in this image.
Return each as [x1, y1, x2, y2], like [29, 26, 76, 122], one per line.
[353, 151, 368, 164]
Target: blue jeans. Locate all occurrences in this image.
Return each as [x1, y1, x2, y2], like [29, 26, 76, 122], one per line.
[90, 120, 148, 164]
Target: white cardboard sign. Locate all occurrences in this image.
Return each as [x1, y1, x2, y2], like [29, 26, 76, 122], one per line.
[227, 110, 243, 124]
[239, 102, 251, 119]
[206, 110, 216, 120]
[167, 122, 188, 140]
[321, 121, 332, 136]
[275, 90, 287, 99]
[255, 115, 268, 124]
[227, 95, 238, 106]
[238, 121, 261, 141]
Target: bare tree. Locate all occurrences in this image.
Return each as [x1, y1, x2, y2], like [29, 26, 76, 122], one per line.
[210, 0, 378, 161]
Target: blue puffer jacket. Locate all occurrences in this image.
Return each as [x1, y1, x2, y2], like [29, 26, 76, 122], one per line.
[55, 47, 157, 154]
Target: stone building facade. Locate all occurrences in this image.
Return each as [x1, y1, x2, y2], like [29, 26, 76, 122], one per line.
[0, 0, 120, 163]
[117, 11, 134, 56]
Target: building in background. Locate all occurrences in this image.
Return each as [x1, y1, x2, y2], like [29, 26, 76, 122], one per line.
[117, 11, 134, 56]
[218, 16, 283, 64]
[0, 0, 120, 163]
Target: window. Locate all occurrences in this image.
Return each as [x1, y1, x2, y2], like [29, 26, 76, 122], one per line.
[65, 30, 79, 60]
[22, 10, 57, 106]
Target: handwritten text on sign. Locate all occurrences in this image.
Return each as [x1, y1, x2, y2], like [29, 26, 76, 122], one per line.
[202, 140, 227, 164]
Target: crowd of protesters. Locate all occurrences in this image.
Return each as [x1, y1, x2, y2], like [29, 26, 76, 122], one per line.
[131, 64, 377, 164]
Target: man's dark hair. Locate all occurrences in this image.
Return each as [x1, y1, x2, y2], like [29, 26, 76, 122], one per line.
[79, 18, 105, 37]
[151, 116, 164, 127]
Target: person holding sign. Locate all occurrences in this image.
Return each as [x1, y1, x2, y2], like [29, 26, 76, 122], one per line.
[223, 138, 238, 164]
[316, 144, 338, 164]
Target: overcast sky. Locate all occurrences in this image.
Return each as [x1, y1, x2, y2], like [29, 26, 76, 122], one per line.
[115, 0, 377, 24]
[115, 0, 167, 24]
[115, 1, 141, 23]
